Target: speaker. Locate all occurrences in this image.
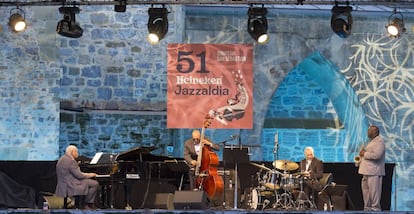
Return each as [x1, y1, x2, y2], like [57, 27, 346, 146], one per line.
[147, 193, 174, 210]
[315, 185, 348, 211]
[41, 194, 74, 209]
[173, 191, 210, 210]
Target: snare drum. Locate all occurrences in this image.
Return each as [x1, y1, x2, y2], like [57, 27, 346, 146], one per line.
[280, 174, 299, 190]
[249, 188, 276, 210]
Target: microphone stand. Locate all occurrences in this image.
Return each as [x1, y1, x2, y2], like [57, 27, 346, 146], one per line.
[318, 182, 337, 211]
[233, 134, 242, 210]
[221, 140, 230, 209]
[273, 132, 279, 161]
[219, 135, 238, 209]
[109, 154, 114, 209]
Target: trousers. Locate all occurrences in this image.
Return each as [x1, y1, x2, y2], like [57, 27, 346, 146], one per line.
[361, 175, 383, 211]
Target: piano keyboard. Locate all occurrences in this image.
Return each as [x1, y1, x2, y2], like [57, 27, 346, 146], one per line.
[96, 174, 111, 178]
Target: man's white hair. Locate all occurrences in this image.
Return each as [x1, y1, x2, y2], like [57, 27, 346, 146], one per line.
[65, 145, 77, 155]
[304, 146, 314, 156]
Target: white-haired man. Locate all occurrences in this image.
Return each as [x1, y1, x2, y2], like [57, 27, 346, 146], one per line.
[298, 146, 324, 207]
[55, 145, 99, 209]
[183, 129, 220, 190]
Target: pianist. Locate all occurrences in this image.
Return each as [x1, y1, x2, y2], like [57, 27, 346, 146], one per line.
[55, 145, 99, 209]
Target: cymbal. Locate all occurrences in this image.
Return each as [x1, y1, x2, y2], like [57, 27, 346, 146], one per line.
[273, 160, 299, 171]
[250, 162, 272, 171]
[265, 182, 280, 190]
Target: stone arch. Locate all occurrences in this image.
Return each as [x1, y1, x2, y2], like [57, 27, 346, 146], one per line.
[264, 51, 369, 161]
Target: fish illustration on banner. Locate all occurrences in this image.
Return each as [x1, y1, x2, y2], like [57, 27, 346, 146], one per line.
[167, 44, 253, 129]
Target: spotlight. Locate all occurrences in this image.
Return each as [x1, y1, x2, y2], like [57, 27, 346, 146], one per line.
[247, 5, 268, 44]
[331, 4, 353, 38]
[114, 0, 127, 12]
[9, 7, 27, 33]
[56, 6, 83, 38]
[147, 5, 169, 44]
[386, 9, 406, 38]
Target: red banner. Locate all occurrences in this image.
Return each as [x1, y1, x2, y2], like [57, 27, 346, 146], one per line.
[167, 44, 253, 129]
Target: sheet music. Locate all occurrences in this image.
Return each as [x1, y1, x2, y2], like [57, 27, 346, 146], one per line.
[90, 152, 103, 164]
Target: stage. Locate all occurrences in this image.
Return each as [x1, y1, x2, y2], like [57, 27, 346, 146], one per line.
[1, 161, 396, 213]
[0, 208, 403, 214]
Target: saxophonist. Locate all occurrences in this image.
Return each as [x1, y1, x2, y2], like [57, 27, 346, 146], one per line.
[357, 125, 385, 211]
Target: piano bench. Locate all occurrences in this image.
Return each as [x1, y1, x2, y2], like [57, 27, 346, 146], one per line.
[63, 195, 85, 209]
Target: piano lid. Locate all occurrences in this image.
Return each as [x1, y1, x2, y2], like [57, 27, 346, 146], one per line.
[115, 146, 158, 161]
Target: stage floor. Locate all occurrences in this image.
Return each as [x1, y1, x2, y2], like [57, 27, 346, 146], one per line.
[0, 208, 402, 214]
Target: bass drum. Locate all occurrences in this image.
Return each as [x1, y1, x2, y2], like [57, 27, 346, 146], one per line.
[249, 188, 276, 210]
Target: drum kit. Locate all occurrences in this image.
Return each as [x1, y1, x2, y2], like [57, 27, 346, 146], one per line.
[247, 160, 315, 211]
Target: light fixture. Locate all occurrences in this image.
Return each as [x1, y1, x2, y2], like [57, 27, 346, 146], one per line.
[56, 6, 83, 38]
[147, 5, 169, 44]
[9, 7, 27, 33]
[114, 0, 127, 12]
[331, 3, 353, 38]
[386, 9, 406, 38]
[247, 5, 268, 44]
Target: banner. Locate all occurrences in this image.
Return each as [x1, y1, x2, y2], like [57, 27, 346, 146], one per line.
[167, 44, 253, 129]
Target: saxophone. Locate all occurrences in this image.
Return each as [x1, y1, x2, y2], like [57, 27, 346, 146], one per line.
[354, 144, 365, 167]
[354, 155, 361, 166]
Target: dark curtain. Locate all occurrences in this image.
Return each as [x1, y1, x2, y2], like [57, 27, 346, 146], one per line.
[0, 171, 36, 209]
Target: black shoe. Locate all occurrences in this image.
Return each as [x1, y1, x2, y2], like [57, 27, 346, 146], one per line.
[85, 203, 98, 210]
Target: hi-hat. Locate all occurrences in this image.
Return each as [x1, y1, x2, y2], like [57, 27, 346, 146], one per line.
[273, 160, 299, 171]
[250, 162, 272, 171]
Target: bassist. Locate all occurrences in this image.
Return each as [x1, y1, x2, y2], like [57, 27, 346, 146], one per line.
[183, 129, 220, 191]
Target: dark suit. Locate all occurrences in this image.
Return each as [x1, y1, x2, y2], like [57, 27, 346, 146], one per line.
[299, 157, 324, 200]
[55, 154, 99, 204]
[183, 137, 220, 190]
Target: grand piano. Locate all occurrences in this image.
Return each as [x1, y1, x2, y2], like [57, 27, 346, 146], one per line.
[80, 146, 187, 209]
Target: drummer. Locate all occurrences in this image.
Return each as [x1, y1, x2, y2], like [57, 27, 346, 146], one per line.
[299, 146, 324, 202]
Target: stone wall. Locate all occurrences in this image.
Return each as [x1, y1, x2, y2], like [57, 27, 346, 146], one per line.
[1, 4, 414, 210]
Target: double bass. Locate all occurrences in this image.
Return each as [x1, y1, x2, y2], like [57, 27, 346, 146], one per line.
[194, 115, 224, 200]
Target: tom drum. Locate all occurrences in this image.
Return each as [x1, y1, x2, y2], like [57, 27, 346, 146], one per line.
[280, 174, 299, 190]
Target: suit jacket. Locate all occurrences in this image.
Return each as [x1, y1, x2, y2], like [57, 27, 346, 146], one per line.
[183, 137, 220, 165]
[358, 135, 386, 176]
[55, 154, 92, 197]
[299, 157, 324, 180]
[299, 157, 324, 191]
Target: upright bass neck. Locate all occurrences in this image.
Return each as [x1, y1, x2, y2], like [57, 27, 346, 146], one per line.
[195, 115, 211, 176]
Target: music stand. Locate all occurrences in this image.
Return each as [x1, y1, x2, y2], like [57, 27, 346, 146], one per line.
[223, 146, 249, 209]
[165, 159, 190, 191]
[318, 184, 348, 211]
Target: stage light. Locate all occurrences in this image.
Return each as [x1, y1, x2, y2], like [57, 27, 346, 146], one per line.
[247, 5, 268, 44]
[331, 4, 353, 38]
[56, 6, 83, 38]
[386, 9, 405, 38]
[114, 0, 127, 12]
[147, 5, 169, 44]
[9, 7, 27, 33]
